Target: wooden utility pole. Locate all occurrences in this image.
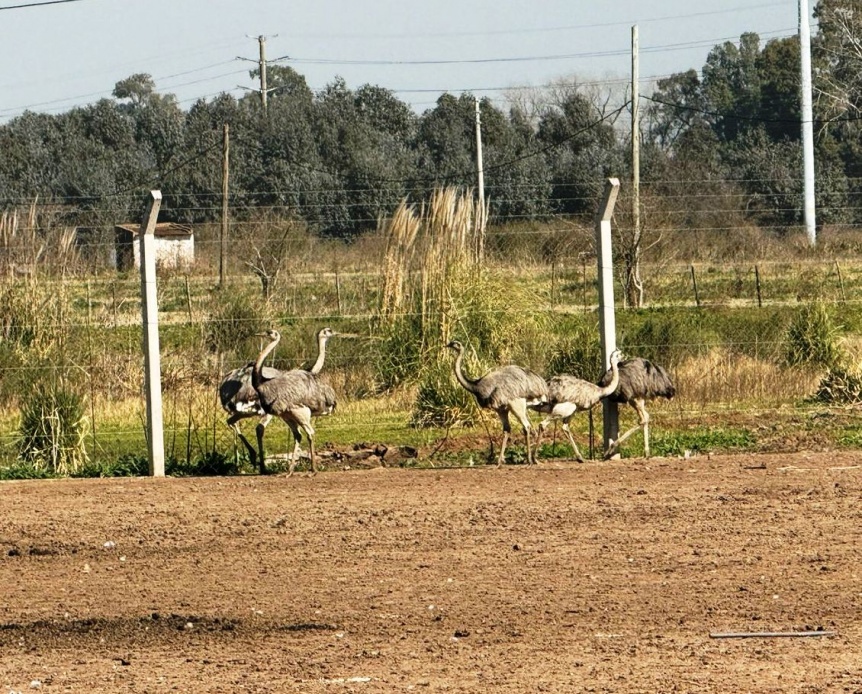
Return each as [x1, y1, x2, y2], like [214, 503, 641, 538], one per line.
[220, 123, 229, 287]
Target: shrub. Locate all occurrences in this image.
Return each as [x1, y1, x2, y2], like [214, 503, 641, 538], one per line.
[375, 314, 424, 392]
[203, 285, 273, 354]
[620, 308, 718, 366]
[17, 385, 88, 475]
[784, 302, 844, 369]
[167, 451, 240, 477]
[545, 318, 602, 378]
[812, 366, 862, 405]
[411, 358, 477, 429]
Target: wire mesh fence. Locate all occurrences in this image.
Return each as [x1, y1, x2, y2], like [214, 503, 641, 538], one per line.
[0, 191, 861, 474]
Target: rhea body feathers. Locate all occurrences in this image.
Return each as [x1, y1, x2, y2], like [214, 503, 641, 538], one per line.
[598, 357, 675, 458]
[532, 349, 622, 462]
[447, 339, 547, 466]
[251, 327, 339, 475]
[218, 362, 283, 474]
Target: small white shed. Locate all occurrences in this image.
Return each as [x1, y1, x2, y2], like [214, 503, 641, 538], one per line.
[113, 222, 194, 271]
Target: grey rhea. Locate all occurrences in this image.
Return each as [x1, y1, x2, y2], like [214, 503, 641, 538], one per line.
[447, 340, 548, 466]
[218, 362, 281, 474]
[598, 357, 676, 459]
[250, 327, 339, 476]
[531, 349, 622, 462]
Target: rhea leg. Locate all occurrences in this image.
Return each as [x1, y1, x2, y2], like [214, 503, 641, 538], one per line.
[227, 413, 258, 470]
[496, 409, 512, 467]
[508, 398, 536, 464]
[561, 418, 585, 462]
[254, 414, 272, 474]
[637, 400, 651, 458]
[604, 399, 650, 458]
[293, 407, 318, 475]
[536, 402, 583, 462]
[283, 419, 303, 476]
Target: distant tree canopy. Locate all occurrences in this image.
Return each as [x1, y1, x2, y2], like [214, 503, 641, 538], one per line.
[2, 3, 862, 236]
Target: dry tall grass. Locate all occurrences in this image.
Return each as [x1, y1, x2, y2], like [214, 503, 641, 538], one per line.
[379, 187, 485, 349]
[675, 348, 821, 409]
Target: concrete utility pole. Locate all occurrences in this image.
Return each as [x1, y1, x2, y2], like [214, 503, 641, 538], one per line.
[799, 0, 817, 246]
[139, 191, 165, 477]
[238, 34, 279, 115]
[474, 97, 486, 261]
[258, 35, 269, 113]
[475, 97, 485, 211]
[595, 178, 621, 453]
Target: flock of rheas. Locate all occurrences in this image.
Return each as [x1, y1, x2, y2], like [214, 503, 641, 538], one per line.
[219, 327, 676, 476]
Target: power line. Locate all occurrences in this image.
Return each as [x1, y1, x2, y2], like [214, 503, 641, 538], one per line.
[643, 94, 862, 125]
[281, 3, 791, 40]
[0, 23, 796, 121]
[0, 0, 86, 9]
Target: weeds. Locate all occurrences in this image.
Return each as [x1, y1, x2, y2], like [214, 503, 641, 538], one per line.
[651, 427, 757, 457]
[17, 385, 88, 475]
[4, 203, 862, 478]
[784, 302, 845, 369]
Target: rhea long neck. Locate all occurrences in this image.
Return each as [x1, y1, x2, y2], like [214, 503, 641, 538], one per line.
[451, 346, 479, 394]
[599, 357, 620, 399]
[309, 334, 328, 375]
[252, 333, 280, 390]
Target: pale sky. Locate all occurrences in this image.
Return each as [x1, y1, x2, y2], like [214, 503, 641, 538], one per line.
[0, 0, 805, 123]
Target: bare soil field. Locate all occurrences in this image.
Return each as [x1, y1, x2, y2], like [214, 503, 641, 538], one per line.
[1, 451, 861, 693]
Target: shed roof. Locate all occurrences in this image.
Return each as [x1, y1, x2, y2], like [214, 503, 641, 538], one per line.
[115, 222, 193, 238]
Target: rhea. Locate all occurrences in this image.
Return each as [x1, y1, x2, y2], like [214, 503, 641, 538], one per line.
[219, 327, 338, 473]
[219, 361, 280, 474]
[599, 357, 676, 458]
[532, 349, 622, 462]
[250, 328, 339, 475]
[447, 339, 548, 466]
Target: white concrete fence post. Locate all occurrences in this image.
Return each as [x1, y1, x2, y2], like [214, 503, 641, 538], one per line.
[595, 178, 620, 455]
[139, 190, 165, 477]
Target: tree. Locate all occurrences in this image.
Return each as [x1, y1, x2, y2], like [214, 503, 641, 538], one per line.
[166, 94, 244, 224]
[312, 78, 418, 237]
[757, 37, 800, 141]
[645, 69, 708, 152]
[414, 93, 477, 188]
[813, 0, 862, 220]
[484, 104, 552, 221]
[536, 85, 622, 215]
[813, 0, 862, 120]
[701, 33, 762, 142]
[113, 74, 185, 182]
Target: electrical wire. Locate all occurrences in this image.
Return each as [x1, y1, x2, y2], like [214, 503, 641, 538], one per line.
[0, 0, 86, 9]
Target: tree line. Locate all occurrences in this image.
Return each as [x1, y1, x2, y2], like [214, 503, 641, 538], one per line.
[1, 0, 861, 239]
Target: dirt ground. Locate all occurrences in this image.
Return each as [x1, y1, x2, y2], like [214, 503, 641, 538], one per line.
[2, 450, 861, 693]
